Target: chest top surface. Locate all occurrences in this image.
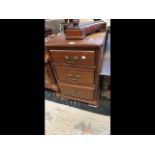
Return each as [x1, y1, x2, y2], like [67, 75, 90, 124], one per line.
[45, 32, 107, 48]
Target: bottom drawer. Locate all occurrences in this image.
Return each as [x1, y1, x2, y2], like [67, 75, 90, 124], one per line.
[59, 83, 94, 100]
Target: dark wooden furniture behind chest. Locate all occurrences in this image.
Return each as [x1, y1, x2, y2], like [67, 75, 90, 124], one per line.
[45, 32, 107, 107]
[45, 49, 60, 96]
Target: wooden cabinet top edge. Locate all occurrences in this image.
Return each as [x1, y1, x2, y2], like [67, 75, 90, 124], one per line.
[45, 32, 107, 48]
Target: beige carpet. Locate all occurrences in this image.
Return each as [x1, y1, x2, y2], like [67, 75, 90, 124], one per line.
[45, 100, 110, 135]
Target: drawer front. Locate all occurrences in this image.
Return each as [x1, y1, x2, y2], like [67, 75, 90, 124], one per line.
[55, 66, 94, 84]
[50, 50, 95, 65]
[59, 83, 94, 100]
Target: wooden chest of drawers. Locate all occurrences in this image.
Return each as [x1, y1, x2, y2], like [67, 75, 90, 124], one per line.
[45, 32, 107, 107]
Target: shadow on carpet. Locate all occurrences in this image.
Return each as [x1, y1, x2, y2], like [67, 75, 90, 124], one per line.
[45, 90, 110, 116]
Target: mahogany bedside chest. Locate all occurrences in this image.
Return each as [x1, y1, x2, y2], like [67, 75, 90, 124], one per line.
[45, 32, 107, 107]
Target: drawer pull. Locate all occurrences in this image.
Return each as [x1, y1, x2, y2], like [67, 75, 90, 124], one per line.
[64, 56, 69, 60]
[68, 74, 80, 81]
[64, 56, 79, 63]
[71, 90, 80, 95]
[73, 56, 78, 60]
[76, 75, 80, 79]
[72, 78, 78, 81]
[68, 74, 72, 77]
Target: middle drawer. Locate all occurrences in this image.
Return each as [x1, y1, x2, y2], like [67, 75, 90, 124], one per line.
[55, 66, 94, 85]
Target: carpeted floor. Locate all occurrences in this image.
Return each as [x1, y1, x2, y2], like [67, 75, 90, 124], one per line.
[45, 99, 110, 135]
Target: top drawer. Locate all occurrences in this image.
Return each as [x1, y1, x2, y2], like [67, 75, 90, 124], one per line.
[49, 50, 95, 66]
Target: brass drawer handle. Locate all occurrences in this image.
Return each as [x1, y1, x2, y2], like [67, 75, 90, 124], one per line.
[76, 75, 80, 79]
[64, 56, 69, 60]
[73, 56, 78, 60]
[72, 78, 78, 81]
[64, 56, 79, 63]
[68, 74, 72, 77]
[68, 74, 80, 81]
[71, 90, 80, 95]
